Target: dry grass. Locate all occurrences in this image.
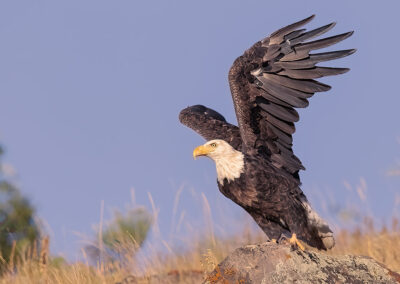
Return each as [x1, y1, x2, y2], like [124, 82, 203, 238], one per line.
[0, 218, 399, 283]
[329, 218, 400, 272]
[0, 191, 399, 283]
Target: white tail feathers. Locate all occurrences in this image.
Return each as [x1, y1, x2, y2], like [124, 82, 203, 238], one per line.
[302, 199, 335, 249]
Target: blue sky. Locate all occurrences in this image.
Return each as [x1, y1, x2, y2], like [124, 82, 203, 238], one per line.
[0, 1, 399, 259]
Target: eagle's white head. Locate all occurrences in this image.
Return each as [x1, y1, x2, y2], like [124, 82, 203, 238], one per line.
[192, 139, 244, 184]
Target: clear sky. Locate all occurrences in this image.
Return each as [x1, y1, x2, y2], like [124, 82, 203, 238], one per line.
[0, 1, 399, 259]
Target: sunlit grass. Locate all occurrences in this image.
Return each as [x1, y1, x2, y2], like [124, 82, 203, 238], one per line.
[0, 183, 399, 283]
[329, 218, 400, 272]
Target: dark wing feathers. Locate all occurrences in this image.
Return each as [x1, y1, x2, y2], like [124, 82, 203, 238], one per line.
[265, 114, 295, 135]
[179, 105, 242, 150]
[260, 73, 331, 93]
[276, 49, 355, 70]
[267, 124, 293, 147]
[179, 16, 354, 181]
[258, 101, 299, 123]
[279, 67, 350, 79]
[259, 75, 314, 98]
[257, 89, 294, 108]
[257, 76, 310, 107]
[288, 22, 336, 46]
[284, 29, 306, 42]
[268, 15, 315, 45]
[227, 15, 354, 179]
[280, 31, 354, 61]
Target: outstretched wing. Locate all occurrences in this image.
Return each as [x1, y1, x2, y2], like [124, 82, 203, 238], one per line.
[228, 15, 355, 179]
[179, 105, 242, 150]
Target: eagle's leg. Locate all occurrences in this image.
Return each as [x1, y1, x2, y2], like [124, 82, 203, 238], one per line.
[289, 233, 305, 251]
[277, 233, 305, 251]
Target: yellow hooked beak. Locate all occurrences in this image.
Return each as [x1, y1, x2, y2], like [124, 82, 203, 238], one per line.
[193, 144, 213, 159]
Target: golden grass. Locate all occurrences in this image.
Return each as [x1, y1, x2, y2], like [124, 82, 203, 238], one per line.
[0, 191, 399, 283]
[0, 219, 399, 283]
[329, 218, 400, 272]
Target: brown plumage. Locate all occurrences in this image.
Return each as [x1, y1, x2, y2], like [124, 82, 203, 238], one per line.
[179, 15, 355, 250]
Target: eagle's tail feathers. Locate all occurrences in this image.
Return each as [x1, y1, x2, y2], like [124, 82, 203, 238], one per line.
[301, 199, 335, 250]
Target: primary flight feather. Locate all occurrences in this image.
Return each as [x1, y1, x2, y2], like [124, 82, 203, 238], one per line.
[179, 15, 355, 250]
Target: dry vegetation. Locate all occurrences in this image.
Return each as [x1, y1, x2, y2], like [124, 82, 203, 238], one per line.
[0, 189, 399, 283]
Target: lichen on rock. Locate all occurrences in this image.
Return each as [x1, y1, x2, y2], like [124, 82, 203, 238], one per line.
[205, 242, 400, 284]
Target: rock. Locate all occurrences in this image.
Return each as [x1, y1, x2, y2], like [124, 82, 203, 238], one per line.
[116, 270, 204, 284]
[205, 242, 400, 284]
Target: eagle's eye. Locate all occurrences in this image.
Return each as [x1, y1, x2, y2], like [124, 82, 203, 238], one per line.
[210, 143, 217, 148]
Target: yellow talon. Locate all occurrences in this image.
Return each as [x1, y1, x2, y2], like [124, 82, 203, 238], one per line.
[271, 239, 277, 243]
[289, 233, 305, 251]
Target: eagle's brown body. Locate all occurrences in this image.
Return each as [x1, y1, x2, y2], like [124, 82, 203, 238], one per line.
[179, 15, 355, 250]
[218, 153, 327, 249]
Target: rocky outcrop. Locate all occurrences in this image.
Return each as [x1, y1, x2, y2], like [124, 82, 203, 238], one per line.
[205, 242, 400, 284]
[116, 270, 204, 284]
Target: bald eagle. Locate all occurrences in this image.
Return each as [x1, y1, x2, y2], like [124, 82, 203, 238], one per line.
[179, 15, 355, 250]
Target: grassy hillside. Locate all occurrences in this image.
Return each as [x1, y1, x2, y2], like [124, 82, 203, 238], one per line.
[0, 215, 398, 283]
[1, 168, 399, 284]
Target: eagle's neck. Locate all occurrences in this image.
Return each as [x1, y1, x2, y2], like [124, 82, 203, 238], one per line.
[214, 150, 245, 184]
